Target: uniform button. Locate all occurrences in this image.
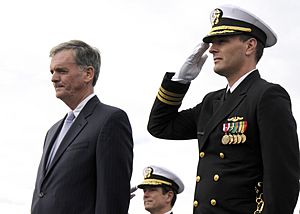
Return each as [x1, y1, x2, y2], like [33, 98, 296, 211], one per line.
[199, 152, 205, 158]
[196, 176, 201, 182]
[210, 199, 217, 206]
[39, 192, 44, 198]
[213, 174, 219, 182]
[193, 200, 199, 207]
[219, 152, 225, 159]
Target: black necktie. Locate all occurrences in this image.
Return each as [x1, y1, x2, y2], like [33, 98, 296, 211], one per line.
[224, 90, 231, 100]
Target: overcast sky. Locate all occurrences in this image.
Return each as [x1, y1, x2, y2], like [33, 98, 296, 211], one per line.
[0, 0, 299, 213]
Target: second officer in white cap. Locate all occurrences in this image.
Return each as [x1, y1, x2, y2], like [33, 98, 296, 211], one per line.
[137, 165, 184, 214]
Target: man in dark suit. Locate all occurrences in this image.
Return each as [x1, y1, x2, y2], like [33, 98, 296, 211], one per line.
[147, 5, 300, 214]
[31, 40, 133, 214]
[137, 165, 184, 214]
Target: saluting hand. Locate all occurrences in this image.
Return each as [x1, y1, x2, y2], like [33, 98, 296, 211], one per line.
[130, 186, 137, 199]
[172, 42, 209, 83]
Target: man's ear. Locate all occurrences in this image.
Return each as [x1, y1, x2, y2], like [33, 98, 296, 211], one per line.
[166, 191, 174, 202]
[84, 66, 95, 83]
[245, 38, 257, 56]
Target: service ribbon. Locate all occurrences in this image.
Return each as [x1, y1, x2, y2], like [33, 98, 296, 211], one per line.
[231, 122, 237, 134]
[237, 122, 242, 134]
[223, 123, 229, 133]
[241, 121, 248, 133]
[228, 122, 235, 134]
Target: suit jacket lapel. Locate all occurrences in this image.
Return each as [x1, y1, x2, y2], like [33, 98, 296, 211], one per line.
[199, 70, 260, 151]
[44, 96, 100, 175]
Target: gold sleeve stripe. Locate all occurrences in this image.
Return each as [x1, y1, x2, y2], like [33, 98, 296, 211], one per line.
[141, 179, 172, 186]
[157, 93, 182, 106]
[158, 90, 182, 102]
[159, 86, 185, 98]
[156, 86, 185, 105]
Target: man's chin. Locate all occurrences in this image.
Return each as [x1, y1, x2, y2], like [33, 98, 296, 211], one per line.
[144, 206, 152, 212]
[55, 91, 66, 99]
[144, 202, 152, 209]
[55, 93, 62, 99]
[214, 67, 226, 77]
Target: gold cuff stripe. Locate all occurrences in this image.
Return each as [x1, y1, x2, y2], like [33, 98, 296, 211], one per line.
[158, 90, 182, 102]
[159, 86, 185, 98]
[156, 86, 184, 105]
[157, 93, 182, 106]
[141, 178, 172, 186]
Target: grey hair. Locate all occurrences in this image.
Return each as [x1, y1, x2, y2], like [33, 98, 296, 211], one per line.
[50, 40, 101, 86]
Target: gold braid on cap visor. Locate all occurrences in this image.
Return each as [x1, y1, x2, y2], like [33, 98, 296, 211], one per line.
[142, 178, 172, 186]
[208, 25, 252, 35]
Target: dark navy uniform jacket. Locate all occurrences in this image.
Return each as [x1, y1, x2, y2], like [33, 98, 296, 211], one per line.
[148, 70, 299, 214]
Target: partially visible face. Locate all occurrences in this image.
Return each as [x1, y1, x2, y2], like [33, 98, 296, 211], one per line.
[50, 50, 86, 105]
[143, 186, 170, 213]
[209, 35, 247, 78]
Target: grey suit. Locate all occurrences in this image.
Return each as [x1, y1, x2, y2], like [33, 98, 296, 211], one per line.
[32, 96, 133, 214]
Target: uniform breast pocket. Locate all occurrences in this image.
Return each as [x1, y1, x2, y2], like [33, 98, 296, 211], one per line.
[197, 131, 204, 137]
[197, 131, 204, 141]
[66, 141, 89, 151]
[197, 131, 205, 147]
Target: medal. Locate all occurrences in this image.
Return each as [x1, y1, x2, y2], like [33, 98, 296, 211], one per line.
[222, 123, 230, 145]
[241, 134, 247, 143]
[232, 134, 238, 144]
[237, 134, 242, 144]
[240, 121, 247, 143]
[228, 134, 234, 144]
[222, 134, 230, 145]
[222, 118, 248, 145]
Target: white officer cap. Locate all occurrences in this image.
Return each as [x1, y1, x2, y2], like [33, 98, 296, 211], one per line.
[137, 165, 184, 194]
[203, 4, 277, 47]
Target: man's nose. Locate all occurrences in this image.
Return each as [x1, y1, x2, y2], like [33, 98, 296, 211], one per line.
[143, 189, 150, 196]
[209, 44, 216, 53]
[51, 72, 59, 82]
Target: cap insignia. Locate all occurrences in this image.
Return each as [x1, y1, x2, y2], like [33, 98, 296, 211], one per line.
[211, 8, 223, 25]
[144, 167, 153, 179]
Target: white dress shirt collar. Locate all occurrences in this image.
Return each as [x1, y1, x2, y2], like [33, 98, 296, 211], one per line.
[227, 69, 256, 93]
[72, 93, 96, 118]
